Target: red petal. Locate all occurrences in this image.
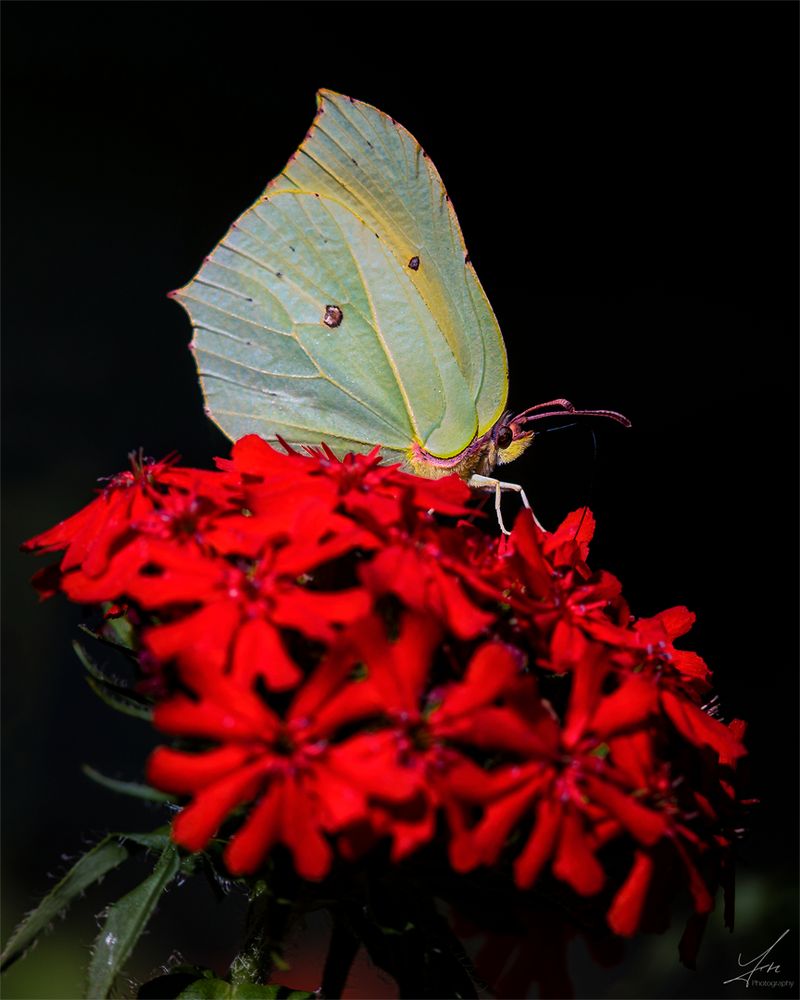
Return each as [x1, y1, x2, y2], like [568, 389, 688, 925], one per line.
[30, 563, 63, 600]
[554, 507, 596, 549]
[146, 602, 240, 675]
[550, 619, 589, 672]
[514, 795, 563, 889]
[273, 586, 371, 641]
[288, 643, 383, 736]
[327, 733, 420, 803]
[439, 643, 521, 718]
[280, 777, 332, 880]
[552, 808, 605, 895]
[272, 506, 376, 576]
[650, 606, 696, 639]
[21, 497, 104, 556]
[304, 682, 385, 740]
[307, 761, 367, 829]
[433, 564, 495, 639]
[662, 690, 747, 760]
[403, 474, 473, 516]
[562, 645, 608, 747]
[389, 612, 442, 708]
[361, 547, 492, 640]
[172, 760, 269, 853]
[442, 757, 531, 804]
[388, 792, 438, 861]
[330, 612, 440, 717]
[436, 706, 554, 757]
[590, 675, 658, 738]
[719, 719, 747, 767]
[62, 539, 150, 603]
[473, 766, 545, 865]
[147, 744, 254, 794]
[583, 777, 667, 845]
[509, 511, 552, 596]
[82, 492, 142, 577]
[672, 650, 711, 683]
[229, 434, 288, 478]
[607, 732, 654, 787]
[127, 547, 224, 608]
[607, 851, 654, 937]
[233, 618, 302, 691]
[224, 777, 284, 874]
[154, 687, 276, 741]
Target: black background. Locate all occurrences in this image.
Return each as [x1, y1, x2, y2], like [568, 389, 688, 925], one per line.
[2, 4, 797, 998]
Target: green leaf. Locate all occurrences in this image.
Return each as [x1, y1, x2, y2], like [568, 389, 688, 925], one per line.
[84, 673, 154, 720]
[74, 641, 154, 721]
[73, 638, 120, 683]
[86, 842, 180, 998]
[117, 828, 173, 852]
[100, 603, 136, 649]
[177, 981, 312, 999]
[1, 837, 129, 971]
[82, 764, 176, 803]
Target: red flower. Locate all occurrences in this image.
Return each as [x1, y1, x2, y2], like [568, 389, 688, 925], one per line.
[148, 662, 398, 879]
[223, 435, 474, 526]
[140, 539, 370, 691]
[22, 452, 244, 602]
[359, 535, 495, 640]
[21, 455, 175, 589]
[469, 649, 668, 894]
[332, 615, 541, 868]
[25, 435, 750, 947]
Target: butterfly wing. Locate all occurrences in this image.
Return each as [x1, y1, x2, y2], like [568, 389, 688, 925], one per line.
[175, 90, 508, 461]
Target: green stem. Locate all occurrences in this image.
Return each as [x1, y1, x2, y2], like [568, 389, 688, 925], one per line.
[229, 879, 294, 986]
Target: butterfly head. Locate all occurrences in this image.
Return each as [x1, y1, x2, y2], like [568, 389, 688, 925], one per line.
[493, 400, 632, 469]
[492, 413, 536, 467]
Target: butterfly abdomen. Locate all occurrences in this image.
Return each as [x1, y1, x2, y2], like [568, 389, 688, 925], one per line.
[407, 433, 498, 482]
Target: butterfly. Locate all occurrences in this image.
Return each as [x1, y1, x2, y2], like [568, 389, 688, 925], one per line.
[173, 90, 629, 531]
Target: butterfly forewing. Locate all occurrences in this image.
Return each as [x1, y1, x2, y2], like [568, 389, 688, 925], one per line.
[177, 90, 508, 461]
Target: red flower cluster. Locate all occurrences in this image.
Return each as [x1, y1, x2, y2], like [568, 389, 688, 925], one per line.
[24, 436, 747, 938]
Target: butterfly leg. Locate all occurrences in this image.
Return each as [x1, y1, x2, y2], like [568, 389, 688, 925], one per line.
[467, 475, 544, 535]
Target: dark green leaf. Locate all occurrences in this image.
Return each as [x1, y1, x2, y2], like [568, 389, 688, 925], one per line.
[1, 837, 129, 971]
[177, 981, 312, 999]
[73, 638, 121, 683]
[117, 828, 174, 851]
[84, 674, 154, 721]
[86, 842, 181, 998]
[100, 603, 136, 650]
[83, 765, 176, 803]
[74, 641, 154, 721]
[78, 620, 138, 660]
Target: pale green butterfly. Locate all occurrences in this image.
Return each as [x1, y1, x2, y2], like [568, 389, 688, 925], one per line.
[173, 90, 628, 530]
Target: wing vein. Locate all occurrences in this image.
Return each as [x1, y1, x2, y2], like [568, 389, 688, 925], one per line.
[317, 200, 421, 440]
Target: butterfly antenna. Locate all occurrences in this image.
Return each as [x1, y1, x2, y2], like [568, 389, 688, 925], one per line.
[515, 399, 631, 429]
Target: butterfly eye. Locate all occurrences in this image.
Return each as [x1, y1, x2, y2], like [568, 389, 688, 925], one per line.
[497, 426, 513, 449]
